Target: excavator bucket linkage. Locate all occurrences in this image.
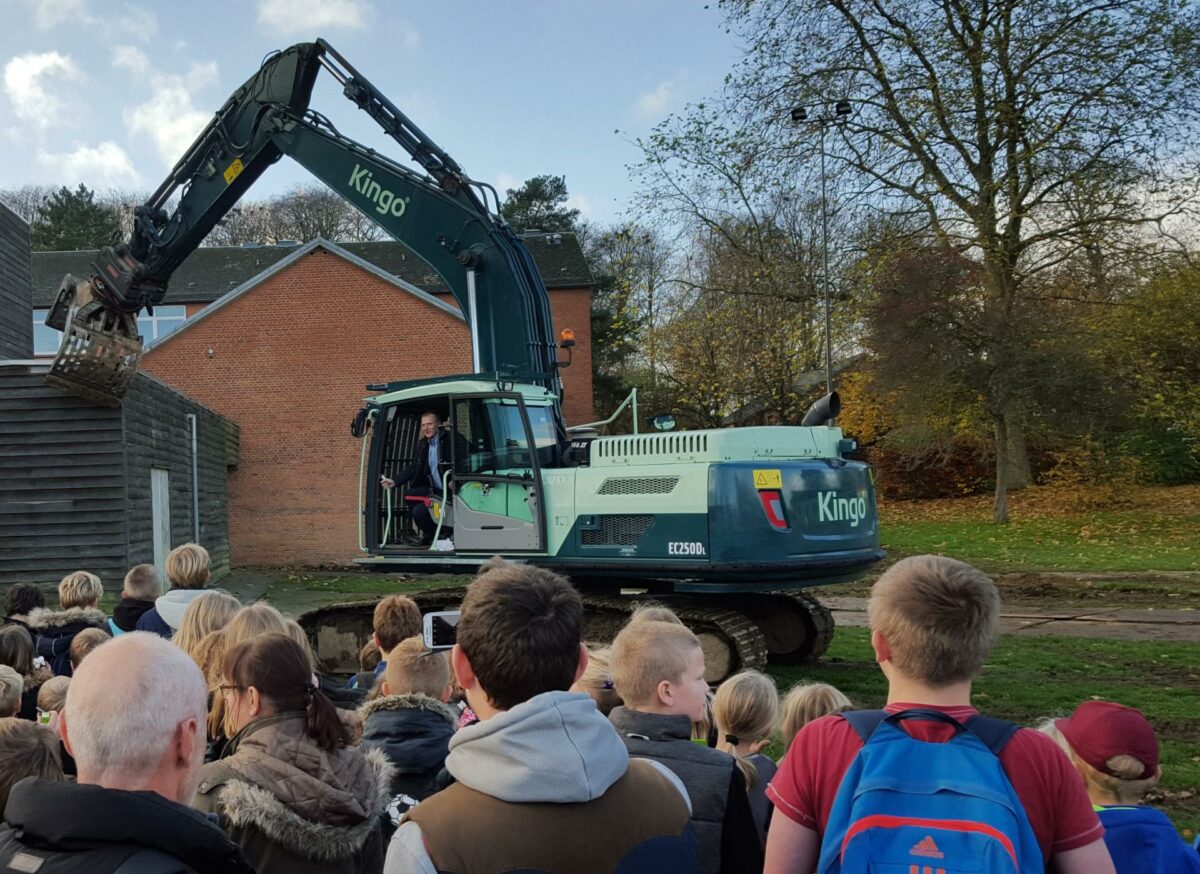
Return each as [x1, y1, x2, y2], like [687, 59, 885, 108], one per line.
[44, 277, 143, 408]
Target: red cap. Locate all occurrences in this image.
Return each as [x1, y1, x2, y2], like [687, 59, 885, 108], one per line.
[1055, 701, 1158, 780]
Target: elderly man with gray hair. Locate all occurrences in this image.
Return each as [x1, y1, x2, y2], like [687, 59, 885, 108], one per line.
[0, 633, 254, 873]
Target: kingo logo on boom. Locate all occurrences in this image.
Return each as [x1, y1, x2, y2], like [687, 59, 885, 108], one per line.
[349, 164, 410, 216]
[817, 491, 868, 527]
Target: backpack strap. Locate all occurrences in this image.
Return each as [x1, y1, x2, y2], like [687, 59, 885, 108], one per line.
[963, 714, 1021, 756]
[841, 709, 888, 744]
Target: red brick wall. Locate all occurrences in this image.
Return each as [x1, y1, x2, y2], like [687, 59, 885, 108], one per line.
[145, 248, 594, 567]
[143, 249, 472, 566]
[546, 286, 594, 426]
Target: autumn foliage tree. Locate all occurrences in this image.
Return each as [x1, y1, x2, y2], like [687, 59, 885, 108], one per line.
[708, 0, 1200, 521]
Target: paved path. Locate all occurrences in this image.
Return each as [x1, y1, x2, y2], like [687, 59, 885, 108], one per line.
[823, 596, 1200, 642]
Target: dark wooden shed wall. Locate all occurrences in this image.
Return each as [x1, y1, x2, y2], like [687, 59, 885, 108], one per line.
[0, 368, 239, 587]
[122, 374, 239, 581]
[0, 204, 32, 359]
[0, 369, 128, 585]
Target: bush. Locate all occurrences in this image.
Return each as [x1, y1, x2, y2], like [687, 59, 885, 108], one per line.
[868, 436, 994, 500]
[1117, 424, 1200, 486]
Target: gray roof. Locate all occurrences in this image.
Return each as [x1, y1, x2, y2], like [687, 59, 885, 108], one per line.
[30, 232, 594, 308]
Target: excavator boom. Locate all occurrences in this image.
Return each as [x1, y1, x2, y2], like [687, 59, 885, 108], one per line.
[45, 40, 560, 408]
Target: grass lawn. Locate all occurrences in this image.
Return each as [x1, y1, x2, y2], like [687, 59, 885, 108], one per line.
[879, 484, 1200, 571]
[768, 627, 1200, 841]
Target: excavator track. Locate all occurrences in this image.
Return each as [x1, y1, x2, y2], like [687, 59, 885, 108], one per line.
[579, 593, 768, 683]
[721, 589, 835, 664]
[298, 584, 770, 683]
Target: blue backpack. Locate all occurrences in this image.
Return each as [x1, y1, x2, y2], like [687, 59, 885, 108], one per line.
[818, 709, 1044, 874]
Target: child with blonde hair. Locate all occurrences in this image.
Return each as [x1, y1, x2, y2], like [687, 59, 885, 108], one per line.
[361, 634, 458, 830]
[765, 555, 1110, 874]
[714, 670, 780, 842]
[109, 564, 162, 635]
[136, 543, 212, 637]
[1051, 702, 1199, 873]
[570, 644, 622, 716]
[67, 627, 110, 672]
[0, 666, 24, 717]
[779, 681, 851, 751]
[28, 572, 107, 676]
[610, 619, 763, 873]
[36, 675, 70, 717]
[172, 591, 240, 659]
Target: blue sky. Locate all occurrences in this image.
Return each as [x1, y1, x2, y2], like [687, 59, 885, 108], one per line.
[0, 0, 743, 224]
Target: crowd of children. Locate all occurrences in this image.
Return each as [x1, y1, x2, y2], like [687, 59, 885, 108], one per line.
[0, 545, 1194, 873]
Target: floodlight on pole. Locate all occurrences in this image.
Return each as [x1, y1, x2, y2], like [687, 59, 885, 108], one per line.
[789, 100, 851, 401]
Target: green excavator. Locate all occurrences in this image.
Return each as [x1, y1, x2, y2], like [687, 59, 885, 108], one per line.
[44, 39, 883, 681]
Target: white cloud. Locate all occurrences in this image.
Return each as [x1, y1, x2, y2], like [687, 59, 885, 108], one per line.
[124, 62, 219, 167]
[3, 52, 85, 133]
[634, 81, 676, 119]
[257, 0, 369, 35]
[36, 141, 139, 187]
[113, 5, 159, 42]
[23, 0, 157, 39]
[113, 46, 150, 75]
[566, 193, 592, 218]
[29, 0, 89, 30]
[496, 173, 519, 196]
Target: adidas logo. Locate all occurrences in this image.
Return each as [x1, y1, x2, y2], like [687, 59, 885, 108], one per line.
[910, 836, 944, 859]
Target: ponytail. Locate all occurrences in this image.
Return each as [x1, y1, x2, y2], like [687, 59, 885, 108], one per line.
[304, 684, 349, 752]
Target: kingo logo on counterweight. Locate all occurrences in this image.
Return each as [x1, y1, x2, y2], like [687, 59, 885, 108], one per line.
[349, 164, 410, 216]
[817, 491, 868, 527]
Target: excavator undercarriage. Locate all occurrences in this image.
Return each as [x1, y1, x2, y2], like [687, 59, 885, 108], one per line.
[298, 583, 837, 684]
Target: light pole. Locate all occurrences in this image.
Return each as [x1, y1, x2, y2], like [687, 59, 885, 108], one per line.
[790, 99, 850, 398]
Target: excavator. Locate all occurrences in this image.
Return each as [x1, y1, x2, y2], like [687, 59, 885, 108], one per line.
[44, 39, 883, 680]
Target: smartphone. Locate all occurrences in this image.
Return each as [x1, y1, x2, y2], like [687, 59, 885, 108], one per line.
[423, 610, 461, 651]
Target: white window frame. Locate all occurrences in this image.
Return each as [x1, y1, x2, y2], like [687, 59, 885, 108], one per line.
[31, 309, 62, 356]
[137, 305, 188, 343]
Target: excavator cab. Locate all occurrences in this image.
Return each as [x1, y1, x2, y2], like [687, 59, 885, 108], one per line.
[361, 382, 556, 557]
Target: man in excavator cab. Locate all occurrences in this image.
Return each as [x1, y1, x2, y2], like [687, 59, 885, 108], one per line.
[381, 411, 464, 546]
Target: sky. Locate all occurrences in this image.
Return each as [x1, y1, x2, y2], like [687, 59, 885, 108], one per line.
[0, 0, 745, 225]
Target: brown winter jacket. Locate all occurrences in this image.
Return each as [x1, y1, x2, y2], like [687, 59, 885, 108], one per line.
[192, 712, 392, 874]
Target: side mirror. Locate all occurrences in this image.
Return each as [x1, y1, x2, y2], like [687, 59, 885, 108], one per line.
[350, 407, 372, 438]
[652, 413, 677, 432]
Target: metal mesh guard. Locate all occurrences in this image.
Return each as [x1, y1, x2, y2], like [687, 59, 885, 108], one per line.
[597, 476, 680, 496]
[44, 322, 144, 407]
[581, 514, 654, 546]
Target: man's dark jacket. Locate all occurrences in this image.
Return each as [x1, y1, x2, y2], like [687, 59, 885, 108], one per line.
[0, 777, 255, 874]
[394, 430, 468, 492]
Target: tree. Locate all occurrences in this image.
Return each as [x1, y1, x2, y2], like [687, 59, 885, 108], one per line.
[204, 183, 385, 246]
[580, 222, 676, 416]
[29, 184, 122, 251]
[0, 184, 55, 224]
[716, 0, 1200, 521]
[500, 175, 580, 233]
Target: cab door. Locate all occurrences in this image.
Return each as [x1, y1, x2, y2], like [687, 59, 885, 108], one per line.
[448, 394, 548, 553]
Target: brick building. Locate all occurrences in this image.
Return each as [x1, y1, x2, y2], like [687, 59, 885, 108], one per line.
[31, 234, 594, 567]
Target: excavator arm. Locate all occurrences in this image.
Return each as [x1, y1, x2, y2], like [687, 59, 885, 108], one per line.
[45, 39, 560, 407]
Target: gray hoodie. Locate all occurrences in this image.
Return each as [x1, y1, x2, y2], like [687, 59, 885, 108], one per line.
[384, 690, 689, 874]
[153, 588, 210, 631]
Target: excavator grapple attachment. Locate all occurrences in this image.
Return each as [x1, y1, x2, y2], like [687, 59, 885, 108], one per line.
[44, 276, 143, 407]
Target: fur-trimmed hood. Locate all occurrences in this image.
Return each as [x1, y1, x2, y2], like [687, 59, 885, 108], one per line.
[359, 692, 456, 723]
[26, 605, 107, 632]
[360, 694, 455, 777]
[197, 714, 393, 862]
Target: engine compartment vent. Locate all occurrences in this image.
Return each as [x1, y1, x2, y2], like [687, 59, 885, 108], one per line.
[595, 433, 710, 458]
[597, 476, 680, 495]
[581, 514, 654, 546]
